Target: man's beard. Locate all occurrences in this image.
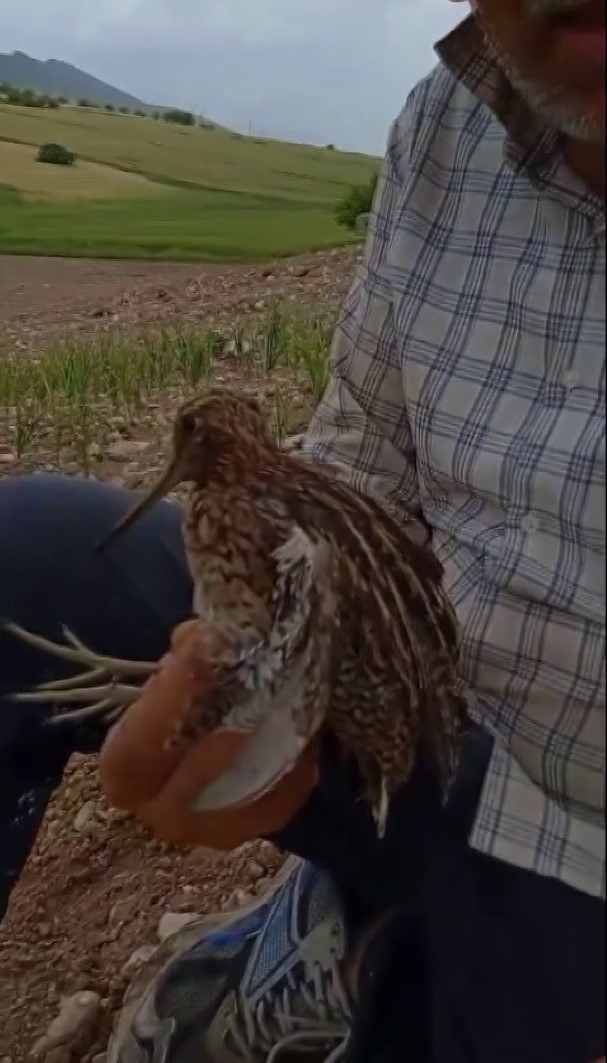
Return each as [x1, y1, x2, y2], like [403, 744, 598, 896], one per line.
[479, 14, 605, 142]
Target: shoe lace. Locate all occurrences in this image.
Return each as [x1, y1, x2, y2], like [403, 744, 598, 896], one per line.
[225, 952, 352, 1063]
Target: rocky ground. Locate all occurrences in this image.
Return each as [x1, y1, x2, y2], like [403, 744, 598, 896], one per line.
[1, 248, 358, 350]
[0, 247, 360, 1061]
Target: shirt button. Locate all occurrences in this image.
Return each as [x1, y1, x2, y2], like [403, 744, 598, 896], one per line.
[520, 512, 539, 533]
[562, 369, 579, 390]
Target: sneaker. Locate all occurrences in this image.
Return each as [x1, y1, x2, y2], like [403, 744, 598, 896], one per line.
[108, 857, 352, 1063]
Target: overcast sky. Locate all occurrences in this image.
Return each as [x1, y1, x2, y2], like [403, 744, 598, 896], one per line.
[1, 1, 464, 154]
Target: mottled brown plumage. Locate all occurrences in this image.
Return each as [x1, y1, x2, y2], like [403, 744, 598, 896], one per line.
[6, 388, 467, 834]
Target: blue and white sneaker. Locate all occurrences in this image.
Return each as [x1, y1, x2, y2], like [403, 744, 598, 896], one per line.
[108, 857, 352, 1063]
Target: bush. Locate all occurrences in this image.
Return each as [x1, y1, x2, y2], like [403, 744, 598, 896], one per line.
[104, 103, 115, 113]
[36, 143, 76, 166]
[77, 98, 91, 108]
[335, 172, 379, 231]
[0, 83, 60, 108]
[118, 107, 130, 115]
[162, 108, 195, 126]
[134, 109, 147, 118]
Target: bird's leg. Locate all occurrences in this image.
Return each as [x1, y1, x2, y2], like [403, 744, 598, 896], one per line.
[2, 621, 157, 726]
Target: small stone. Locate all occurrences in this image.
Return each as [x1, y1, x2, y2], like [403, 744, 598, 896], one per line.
[30, 990, 101, 1057]
[223, 338, 252, 357]
[73, 801, 96, 831]
[248, 860, 265, 881]
[0, 452, 15, 465]
[108, 898, 131, 926]
[227, 889, 253, 909]
[87, 442, 102, 460]
[283, 433, 305, 452]
[122, 944, 156, 974]
[157, 911, 199, 942]
[107, 440, 150, 461]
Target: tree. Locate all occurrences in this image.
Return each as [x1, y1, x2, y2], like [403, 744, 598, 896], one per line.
[162, 108, 195, 126]
[335, 172, 379, 231]
[37, 143, 76, 166]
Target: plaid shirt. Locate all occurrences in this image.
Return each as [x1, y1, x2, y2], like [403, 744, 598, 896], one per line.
[304, 15, 605, 898]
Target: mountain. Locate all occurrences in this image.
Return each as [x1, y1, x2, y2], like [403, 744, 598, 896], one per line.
[0, 51, 154, 111]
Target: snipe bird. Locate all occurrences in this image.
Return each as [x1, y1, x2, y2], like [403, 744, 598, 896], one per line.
[5, 388, 467, 835]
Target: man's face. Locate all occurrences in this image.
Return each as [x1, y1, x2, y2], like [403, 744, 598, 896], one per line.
[469, 0, 605, 141]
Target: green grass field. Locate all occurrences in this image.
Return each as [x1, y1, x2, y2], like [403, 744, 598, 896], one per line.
[0, 139, 163, 202]
[0, 103, 379, 259]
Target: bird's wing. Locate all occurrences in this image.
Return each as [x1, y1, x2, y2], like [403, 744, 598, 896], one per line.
[190, 524, 337, 812]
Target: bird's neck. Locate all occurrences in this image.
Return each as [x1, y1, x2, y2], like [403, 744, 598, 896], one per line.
[199, 440, 282, 491]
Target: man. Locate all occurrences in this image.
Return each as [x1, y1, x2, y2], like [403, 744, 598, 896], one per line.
[0, 1, 604, 1060]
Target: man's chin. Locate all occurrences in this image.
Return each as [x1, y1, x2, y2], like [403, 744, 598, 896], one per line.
[550, 89, 605, 143]
[510, 64, 605, 142]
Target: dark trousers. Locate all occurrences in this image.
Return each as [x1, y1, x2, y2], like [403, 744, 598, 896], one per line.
[0, 474, 604, 1063]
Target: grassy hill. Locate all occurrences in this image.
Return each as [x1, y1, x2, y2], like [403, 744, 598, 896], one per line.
[0, 50, 154, 111]
[0, 103, 379, 260]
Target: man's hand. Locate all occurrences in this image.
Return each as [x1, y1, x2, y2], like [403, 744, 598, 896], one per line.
[98, 620, 319, 849]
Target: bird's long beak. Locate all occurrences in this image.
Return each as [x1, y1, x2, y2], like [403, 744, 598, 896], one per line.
[97, 459, 182, 552]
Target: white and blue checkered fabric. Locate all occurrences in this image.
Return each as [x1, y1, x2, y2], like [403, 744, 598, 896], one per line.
[304, 16, 605, 899]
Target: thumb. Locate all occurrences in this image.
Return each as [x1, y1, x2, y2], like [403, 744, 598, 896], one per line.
[99, 619, 230, 810]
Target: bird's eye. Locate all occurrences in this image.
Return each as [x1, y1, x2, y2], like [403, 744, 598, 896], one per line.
[181, 412, 197, 434]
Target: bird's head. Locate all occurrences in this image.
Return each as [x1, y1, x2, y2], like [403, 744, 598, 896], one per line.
[98, 388, 272, 549]
[172, 389, 271, 480]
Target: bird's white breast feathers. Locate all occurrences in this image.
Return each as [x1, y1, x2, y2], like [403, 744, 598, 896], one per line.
[190, 525, 335, 812]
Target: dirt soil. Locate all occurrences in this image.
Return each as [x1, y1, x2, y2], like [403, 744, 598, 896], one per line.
[0, 247, 360, 1062]
[1, 256, 209, 322]
[1, 248, 359, 352]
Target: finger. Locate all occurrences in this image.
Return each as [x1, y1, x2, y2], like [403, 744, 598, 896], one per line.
[138, 735, 320, 849]
[98, 620, 223, 809]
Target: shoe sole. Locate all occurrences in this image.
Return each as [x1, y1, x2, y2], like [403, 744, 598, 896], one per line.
[107, 853, 302, 1060]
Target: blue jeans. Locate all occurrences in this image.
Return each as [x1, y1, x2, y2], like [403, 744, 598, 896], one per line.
[0, 474, 604, 1063]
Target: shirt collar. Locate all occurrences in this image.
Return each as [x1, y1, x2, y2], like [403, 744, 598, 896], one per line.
[434, 14, 561, 175]
[434, 15, 605, 228]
